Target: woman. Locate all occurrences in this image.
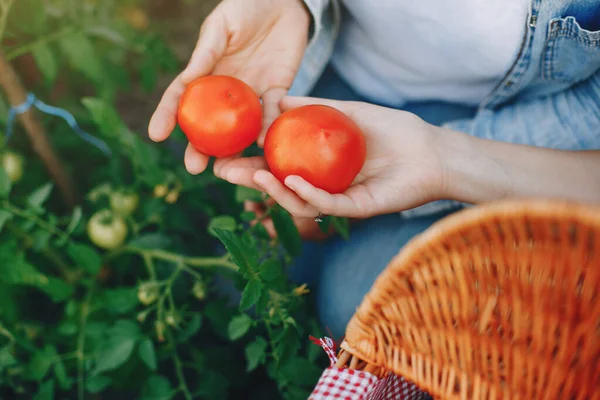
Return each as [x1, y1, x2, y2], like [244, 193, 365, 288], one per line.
[149, 0, 600, 337]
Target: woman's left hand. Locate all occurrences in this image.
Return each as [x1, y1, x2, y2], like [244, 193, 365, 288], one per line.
[214, 96, 446, 219]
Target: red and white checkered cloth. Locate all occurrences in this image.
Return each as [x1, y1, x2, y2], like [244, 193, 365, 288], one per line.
[308, 336, 431, 400]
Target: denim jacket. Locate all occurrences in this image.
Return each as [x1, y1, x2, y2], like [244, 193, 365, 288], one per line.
[291, 0, 600, 217]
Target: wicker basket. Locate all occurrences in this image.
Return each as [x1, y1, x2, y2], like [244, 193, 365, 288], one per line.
[335, 199, 600, 399]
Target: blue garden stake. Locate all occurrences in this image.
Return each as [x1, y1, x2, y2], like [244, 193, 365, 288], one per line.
[4, 92, 112, 157]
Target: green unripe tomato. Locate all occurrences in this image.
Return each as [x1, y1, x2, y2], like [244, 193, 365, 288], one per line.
[109, 189, 139, 215]
[1, 151, 24, 183]
[87, 209, 128, 250]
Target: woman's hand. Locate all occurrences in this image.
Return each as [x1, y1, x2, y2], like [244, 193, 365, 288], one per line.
[148, 0, 310, 174]
[214, 97, 447, 218]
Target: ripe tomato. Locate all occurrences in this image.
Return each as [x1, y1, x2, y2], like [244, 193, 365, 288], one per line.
[87, 209, 128, 250]
[264, 105, 366, 194]
[177, 75, 262, 157]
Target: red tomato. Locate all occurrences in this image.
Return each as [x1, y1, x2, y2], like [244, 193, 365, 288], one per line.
[177, 75, 262, 157]
[264, 105, 367, 194]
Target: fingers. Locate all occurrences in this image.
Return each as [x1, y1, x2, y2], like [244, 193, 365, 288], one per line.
[253, 170, 318, 218]
[259, 87, 288, 146]
[184, 143, 210, 175]
[214, 156, 268, 191]
[148, 74, 186, 142]
[181, 13, 228, 85]
[284, 175, 367, 218]
[279, 96, 360, 114]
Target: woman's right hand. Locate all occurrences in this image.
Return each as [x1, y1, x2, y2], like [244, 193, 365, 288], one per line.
[148, 0, 310, 174]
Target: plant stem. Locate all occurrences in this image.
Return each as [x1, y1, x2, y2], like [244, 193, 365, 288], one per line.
[265, 321, 280, 368]
[0, 48, 78, 207]
[77, 288, 93, 400]
[166, 326, 192, 400]
[1, 201, 70, 242]
[5, 27, 75, 60]
[5, 222, 75, 281]
[117, 247, 238, 272]
[0, 0, 15, 41]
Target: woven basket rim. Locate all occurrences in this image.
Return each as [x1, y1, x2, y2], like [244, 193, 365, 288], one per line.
[385, 198, 600, 277]
[345, 198, 600, 369]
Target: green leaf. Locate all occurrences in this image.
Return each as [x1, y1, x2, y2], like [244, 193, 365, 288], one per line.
[318, 215, 333, 235]
[177, 314, 202, 342]
[139, 57, 157, 93]
[32, 230, 52, 250]
[57, 321, 77, 336]
[66, 207, 82, 235]
[227, 314, 252, 341]
[27, 183, 54, 209]
[141, 375, 174, 400]
[108, 320, 141, 340]
[101, 287, 138, 315]
[275, 327, 301, 365]
[138, 339, 157, 371]
[6, 0, 46, 35]
[32, 44, 58, 85]
[0, 210, 12, 234]
[81, 97, 124, 138]
[245, 337, 267, 372]
[259, 259, 282, 282]
[235, 186, 263, 203]
[208, 216, 237, 236]
[0, 169, 12, 198]
[0, 251, 48, 287]
[128, 135, 164, 186]
[285, 386, 313, 400]
[280, 357, 323, 386]
[239, 278, 262, 311]
[332, 217, 350, 240]
[0, 347, 17, 373]
[93, 339, 136, 375]
[93, 320, 140, 375]
[211, 229, 258, 276]
[59, 32, 103, 84]
[33, 379, 54, 400]
[53, 359, 71, 390]
[240, 211, 256, 222]
[43, 278, 74, 303]
[27, 345, 57, 381]
[86, 375, 112, 394]
[67, 243, 102, 275]
[85, 25, 127, 46]
[270, 205, 302, 257]
[128, 233, 171, 249]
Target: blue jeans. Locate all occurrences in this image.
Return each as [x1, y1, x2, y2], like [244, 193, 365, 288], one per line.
[289, 65, 477, 338]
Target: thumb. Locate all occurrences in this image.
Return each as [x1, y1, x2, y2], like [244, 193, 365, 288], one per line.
[181, 13, 228, 84]
[279, 96, 359, 114]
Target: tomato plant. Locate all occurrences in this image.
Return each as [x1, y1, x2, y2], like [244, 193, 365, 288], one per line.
[109, 188, 139, 215]
[264, 105, 367, 194]
[0, 1, 330, 399]
[1, 150, 23, 183]
[177, 75, 263, 157]
[87, 209, 128, 249]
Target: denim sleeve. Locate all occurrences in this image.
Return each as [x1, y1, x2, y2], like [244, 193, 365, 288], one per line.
[444, 70, 600, 151]
[290, 0, 340, 96]
[302, 0, 332, 46]
[401, 70, 600, 219]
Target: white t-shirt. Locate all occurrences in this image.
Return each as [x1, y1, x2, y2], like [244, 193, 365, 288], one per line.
[330, 0, 530, 106]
